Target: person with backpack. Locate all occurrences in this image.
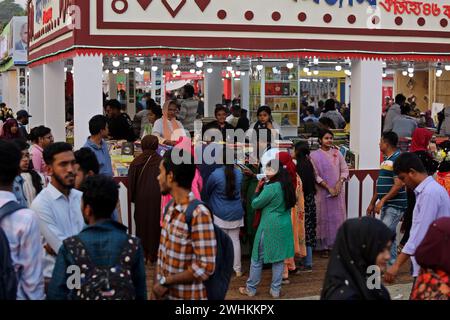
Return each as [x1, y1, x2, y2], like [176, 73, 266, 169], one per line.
[154, 148, 227, 300]
[0, 140, 45, 300]
[47, 175, 146, 300]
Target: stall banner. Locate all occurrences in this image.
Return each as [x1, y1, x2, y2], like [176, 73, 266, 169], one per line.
[12, 16, 28, 65]
[96, 0, 450, 33]
[29, 0, 76, 45]
[0, 17, 27, 66]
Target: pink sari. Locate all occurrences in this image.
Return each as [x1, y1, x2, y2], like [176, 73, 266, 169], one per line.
[310, 148, 349, 251]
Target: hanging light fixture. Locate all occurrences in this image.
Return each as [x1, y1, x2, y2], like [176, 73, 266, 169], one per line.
[207, 63, 213, 73]
[135, 67, 142, 73]
[190, 68, 196, 74]
[176, 55, 181, 64]
[436, 64, 443, 77]
[407, 63, 414, 74]
[112, 69, 118, 74]
[151, 65, 158, 72]
[402, 70, 408, 76]
[171, 63, 178, 70]
[313, 66, 319, 75]
[112, 60, 120, 68]
[344, 69, 351, 76]
[382, 69, 387, 78]
[196, 61, 204, 68]
[408, 72, 414, 78]
[64, 67, 68, 72]
[307, 71, 312, 76]
[286, 62, 294, 69]
[335, 60, 342, 71]
[303, 64, 310, 73]
[124, 68, 130, 74]
[189, 55, 195, 63]
[104, 69, 110, 74]
[445, 64, 450, 71]
[124, 57, 130, 62]
[241, 71, 246, 76]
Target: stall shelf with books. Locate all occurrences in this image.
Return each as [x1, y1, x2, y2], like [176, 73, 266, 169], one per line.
[249, 65, 300, 127]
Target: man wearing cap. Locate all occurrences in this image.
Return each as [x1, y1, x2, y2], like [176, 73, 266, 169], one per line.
[16, 110, 32, 140]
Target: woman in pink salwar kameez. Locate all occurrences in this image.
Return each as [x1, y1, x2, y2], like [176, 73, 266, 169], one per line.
[310, 129, 349, 257]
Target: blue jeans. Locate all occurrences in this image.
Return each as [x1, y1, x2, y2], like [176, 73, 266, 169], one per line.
[246, 233, 284, 296]
[380, 206, 404, 265]
[304, 246, 313, 268]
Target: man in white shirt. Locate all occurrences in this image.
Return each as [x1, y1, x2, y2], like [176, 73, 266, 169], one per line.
[31, 142, 84, 283]
[0, 140, 45, 300]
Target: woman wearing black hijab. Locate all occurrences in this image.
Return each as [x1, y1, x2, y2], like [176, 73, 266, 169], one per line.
[321, 217, 395, 300]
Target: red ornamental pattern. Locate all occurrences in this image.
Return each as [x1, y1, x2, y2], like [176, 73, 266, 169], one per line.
[380, 0, 442, 17]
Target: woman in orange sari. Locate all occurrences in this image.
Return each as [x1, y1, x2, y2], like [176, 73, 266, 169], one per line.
[277, 152, 306, 283]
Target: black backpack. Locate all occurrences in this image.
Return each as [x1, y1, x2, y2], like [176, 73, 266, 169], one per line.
[0, 201, 25, 300]
[63, 235, 140, 300]
[165, 199, 234, 300]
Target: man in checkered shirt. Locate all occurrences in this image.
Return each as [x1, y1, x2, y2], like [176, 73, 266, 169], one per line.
[153, 148, 216, 300]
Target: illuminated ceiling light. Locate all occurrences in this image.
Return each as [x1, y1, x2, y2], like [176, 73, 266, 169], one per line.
[135, 67, 141, 72]
[319, 79, 324, 82]
[124, 57, 130, 62]
[402, 70, 408, 76]
[303, 66, 310, 73]
[190, 68, 196, 74]
[313, 57, 319, 65]
[445, 65, 450, 71]
[171, 64, 178, 70]
[408, 72, 414, 78]
[313, 67, 319, 75]
[235, 70, 241, 76]
[112, 60, 120, 68]
[196, 61, 204, 68]
[286, 62, 294, 69]
[176, 56, 181, 64]
[151, 65, 158, 72]
[206, 66, 213, 73]
[124, 68, 130, 74]
[112, 69, 118, 74]
[382, 69, 387, 78]
[64, 67, 67, 72]
[436, 69, 443, 77]
[226, 65, 233, 72]
[327, 79, 331, 82]
[407, 63, 414, 74]
[307, 71, 312, 76]
[335, 64, 342, 71]
[241, 71, 246, 76]
[104, 69, 110, 74]
[189, 55, 195, 63]
[139, 70, 145, 75]
[196, 70, 202, 75]
[344, 69, 352, 76]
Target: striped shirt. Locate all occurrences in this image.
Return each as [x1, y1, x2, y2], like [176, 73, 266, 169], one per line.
[0, 191, 45, 300]
[157, 192, 216, 300]
[376, 150, 407, 209]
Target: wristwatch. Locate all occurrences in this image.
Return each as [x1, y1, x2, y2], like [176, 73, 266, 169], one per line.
[159, 275, 168, 287]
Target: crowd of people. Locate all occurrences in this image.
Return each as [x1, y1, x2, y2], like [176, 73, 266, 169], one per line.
[0, 85, 450, 301]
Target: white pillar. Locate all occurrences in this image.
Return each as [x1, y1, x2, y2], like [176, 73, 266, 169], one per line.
[350, 59, 383, 169]
[150, 69, 157, 100]
[345, 76, 351, 105]
[73, 54, 103, 150]
[204, 66, 223, 117]
[108, 73, 117, 99]
[43, 61, 66, 142]
[240, 72, 250, 109]
[29, 65, 44, 128]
